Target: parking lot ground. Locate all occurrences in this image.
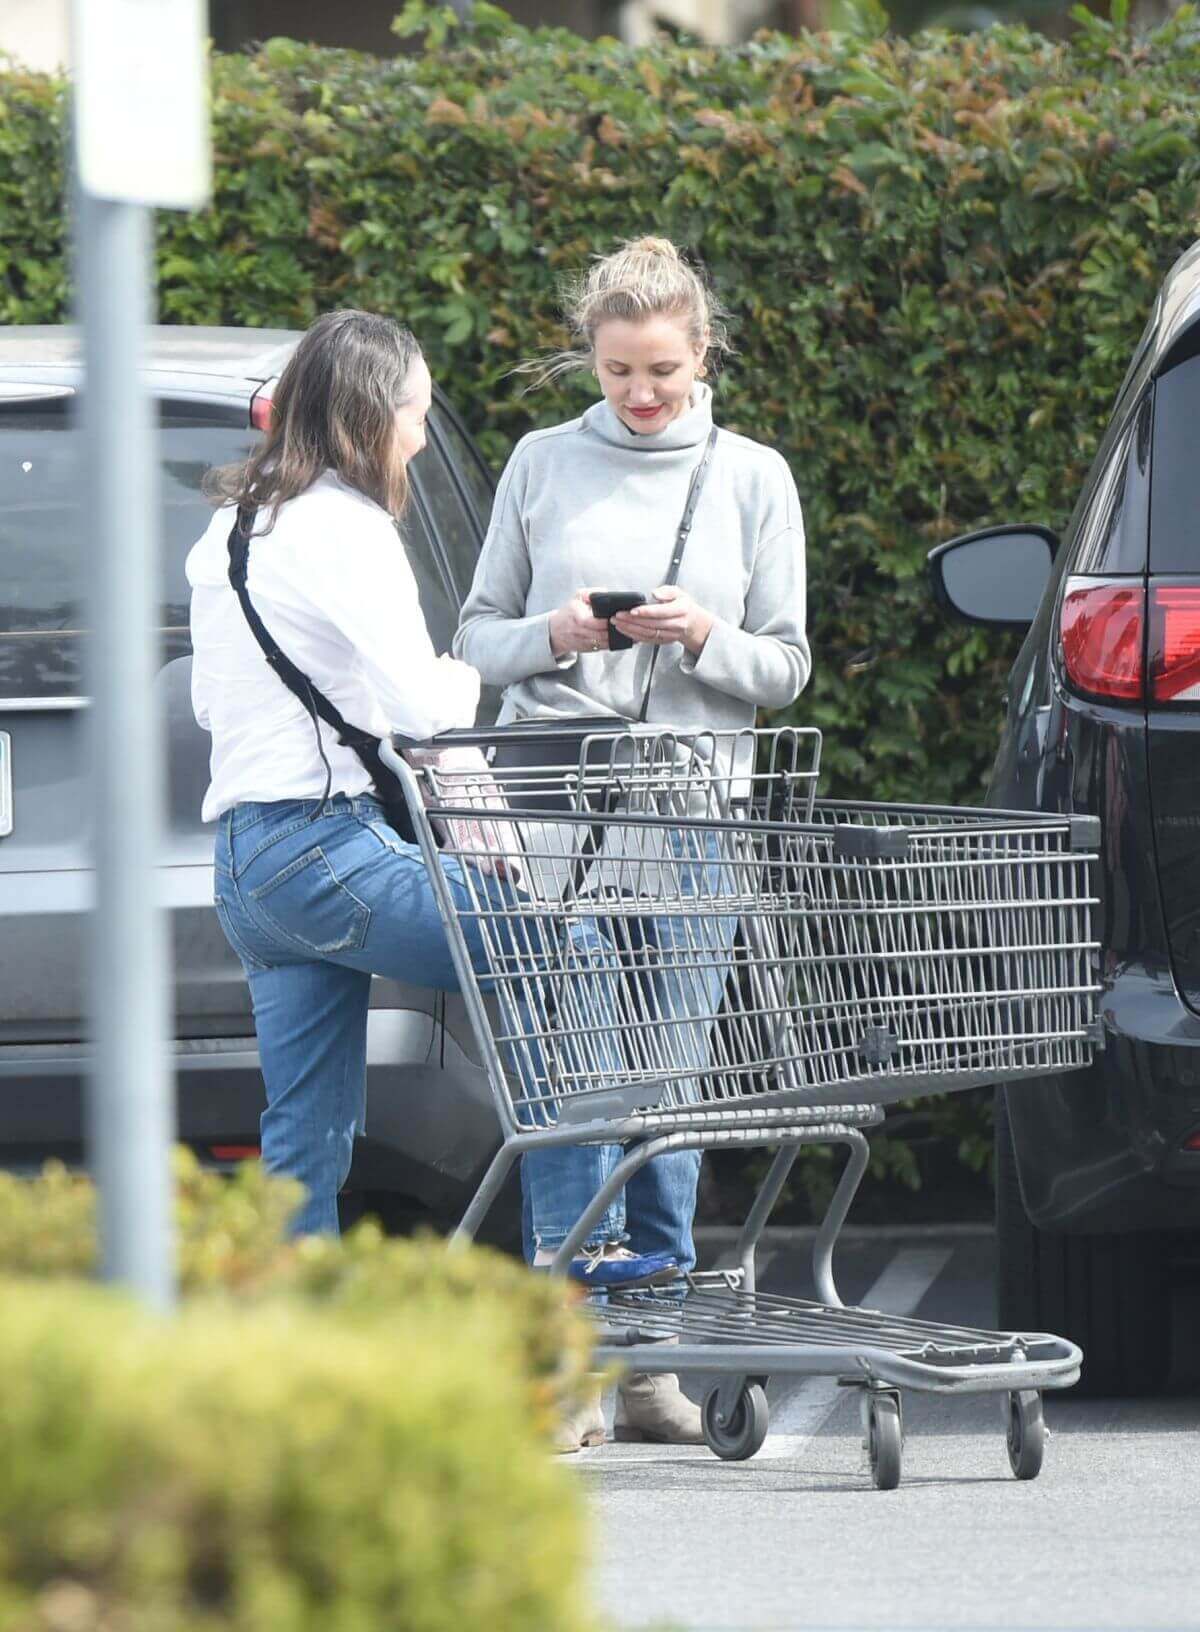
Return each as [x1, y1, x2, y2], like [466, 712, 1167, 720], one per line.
[579, 1227, 1200, 1632]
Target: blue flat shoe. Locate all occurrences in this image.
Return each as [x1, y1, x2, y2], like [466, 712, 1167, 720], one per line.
[567, 1244, 681, 1290]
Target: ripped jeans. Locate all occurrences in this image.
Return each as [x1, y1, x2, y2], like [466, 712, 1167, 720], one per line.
[520, 827, 738, 1276]
[212, 793, 622, 1237]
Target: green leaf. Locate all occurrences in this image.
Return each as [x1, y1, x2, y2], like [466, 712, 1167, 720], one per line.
[390, 2, 461, 48]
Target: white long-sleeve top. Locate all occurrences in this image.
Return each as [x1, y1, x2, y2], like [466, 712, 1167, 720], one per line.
[186, 470, 480, 822]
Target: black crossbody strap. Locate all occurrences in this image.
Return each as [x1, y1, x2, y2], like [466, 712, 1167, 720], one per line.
[226, 505, 413, 835]
[560, 425, 720, 905]
[636, 424, 719, 724]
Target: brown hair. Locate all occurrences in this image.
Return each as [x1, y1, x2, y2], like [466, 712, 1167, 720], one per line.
[206, 309, 424, 526]
[518, 236, 732, 390]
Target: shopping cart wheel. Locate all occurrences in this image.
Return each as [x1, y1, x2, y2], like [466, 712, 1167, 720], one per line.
[1006, 1390, 1045, 1480]
[702, 1381, 769, 1461]
[867, 1391, 903, 1490]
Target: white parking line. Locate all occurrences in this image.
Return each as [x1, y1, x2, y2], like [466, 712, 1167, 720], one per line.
[755, 1244, 953, 1460]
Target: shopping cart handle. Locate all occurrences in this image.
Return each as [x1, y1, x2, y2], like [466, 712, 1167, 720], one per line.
[391, 716, 631, 754]
[1069, 814, 1101, 851]
[833, 825, 911, 861]
[390, 728, 474, 753]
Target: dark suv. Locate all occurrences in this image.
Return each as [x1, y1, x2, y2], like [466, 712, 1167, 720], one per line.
[0, 325, 507, 1226]
[929, 242, 1200, 1393]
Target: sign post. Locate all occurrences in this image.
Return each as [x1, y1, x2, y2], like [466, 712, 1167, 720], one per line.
[70, 0, 211, 1311]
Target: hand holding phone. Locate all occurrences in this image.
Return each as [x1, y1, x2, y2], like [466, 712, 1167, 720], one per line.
[588, 590, 647, 650]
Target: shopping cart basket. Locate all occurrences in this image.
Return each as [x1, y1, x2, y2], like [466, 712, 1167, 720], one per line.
[383, 722, 1102, 1488]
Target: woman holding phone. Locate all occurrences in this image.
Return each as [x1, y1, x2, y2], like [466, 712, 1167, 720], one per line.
[456, 238, 811, 1448]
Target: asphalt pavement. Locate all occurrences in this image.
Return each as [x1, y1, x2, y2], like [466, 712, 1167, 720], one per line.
[576, 1226, 1200, 1631]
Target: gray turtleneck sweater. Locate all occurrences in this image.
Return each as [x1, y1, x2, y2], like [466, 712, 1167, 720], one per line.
[453, 384, 810, 737]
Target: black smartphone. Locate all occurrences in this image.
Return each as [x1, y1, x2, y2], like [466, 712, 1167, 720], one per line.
[588, 590, 647, 650]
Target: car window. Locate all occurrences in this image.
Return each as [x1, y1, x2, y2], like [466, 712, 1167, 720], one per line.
[402, 488, 502, 729]
[419, 407, 503, 722]
[1150, 358, 1200, 571]
[411, 429, 483, 606]
[431, 403, 494, 526]
[398, 499, 460, 655]
[1070, 394, 1151, 576]
[0, 398, 257, 699]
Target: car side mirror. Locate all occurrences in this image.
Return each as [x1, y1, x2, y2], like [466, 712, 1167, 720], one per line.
[927, 525, 1059, 629]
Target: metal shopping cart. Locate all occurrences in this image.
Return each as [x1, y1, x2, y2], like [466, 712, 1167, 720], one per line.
[382, 722, 1102, 1489]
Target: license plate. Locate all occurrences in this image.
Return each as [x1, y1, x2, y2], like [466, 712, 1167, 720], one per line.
[0, 731, 11, 838]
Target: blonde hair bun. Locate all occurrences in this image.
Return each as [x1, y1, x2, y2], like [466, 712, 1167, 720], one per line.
[625, 236, 681, 260]
[516, 234, 732, 390]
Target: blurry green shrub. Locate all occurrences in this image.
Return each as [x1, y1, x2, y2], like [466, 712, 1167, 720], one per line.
[0, 1278, 595, 1632]
[0, 1151, 595, 1437]
[0, 1155, 598, 1627]
[0, 1148, 300, 1287]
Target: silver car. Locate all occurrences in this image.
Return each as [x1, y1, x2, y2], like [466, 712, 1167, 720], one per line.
[0, 325, 513, 1233]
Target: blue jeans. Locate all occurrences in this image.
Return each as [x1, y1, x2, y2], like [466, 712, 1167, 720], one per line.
[213, 794, 621, 1237]
[520, 827, 739, 1275]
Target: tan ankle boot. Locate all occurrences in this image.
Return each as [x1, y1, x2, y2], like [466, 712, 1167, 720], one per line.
[554, 1375, 606, 1454]
[613, 1369, 704, 1444]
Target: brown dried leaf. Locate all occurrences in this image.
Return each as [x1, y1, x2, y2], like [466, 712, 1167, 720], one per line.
[679, 144, 723, 179]
[639, 59, 663, 98]
[914, 125, 964, 161]
[426, 97, 468, 126]
[831, 164, 869, 197]
[306, 202, 343, 250]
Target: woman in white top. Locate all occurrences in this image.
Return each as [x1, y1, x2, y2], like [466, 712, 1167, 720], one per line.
[188, 310, 616, 1237]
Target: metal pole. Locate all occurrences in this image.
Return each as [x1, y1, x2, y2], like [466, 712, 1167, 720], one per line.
[77, 189, 176, 1312]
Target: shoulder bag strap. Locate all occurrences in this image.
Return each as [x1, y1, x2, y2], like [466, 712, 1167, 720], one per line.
[636, 423, 719, 724]
[561, 425, 721, 907]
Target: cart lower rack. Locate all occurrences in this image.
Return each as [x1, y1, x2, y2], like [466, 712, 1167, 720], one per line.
[599, 1269, 1078, 1480]
[385, 723, 1101, 1488]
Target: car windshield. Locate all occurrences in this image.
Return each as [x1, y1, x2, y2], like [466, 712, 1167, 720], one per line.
[0, 397, 258, 699]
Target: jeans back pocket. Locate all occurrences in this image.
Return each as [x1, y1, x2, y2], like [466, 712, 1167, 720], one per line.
[248, 845, 372, 957]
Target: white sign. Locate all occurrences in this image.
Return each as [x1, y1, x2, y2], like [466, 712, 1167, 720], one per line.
[71, 0, 211, 209]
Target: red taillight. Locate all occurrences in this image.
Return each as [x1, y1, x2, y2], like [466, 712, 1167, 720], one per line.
[1183, 1130, 1200, 1153]
[249, 380, 277, 432]
[1149, 584, 1200, 704]
[1060, 578, 1145, 702]
[209, 1144, 260, 1161]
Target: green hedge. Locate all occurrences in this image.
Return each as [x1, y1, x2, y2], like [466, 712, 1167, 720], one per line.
[0, 1155, 598, 1631]
[0, 1151, 596, 1433]
[4, 4, 1200, 801]
[0, 1285, 593, 1632]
